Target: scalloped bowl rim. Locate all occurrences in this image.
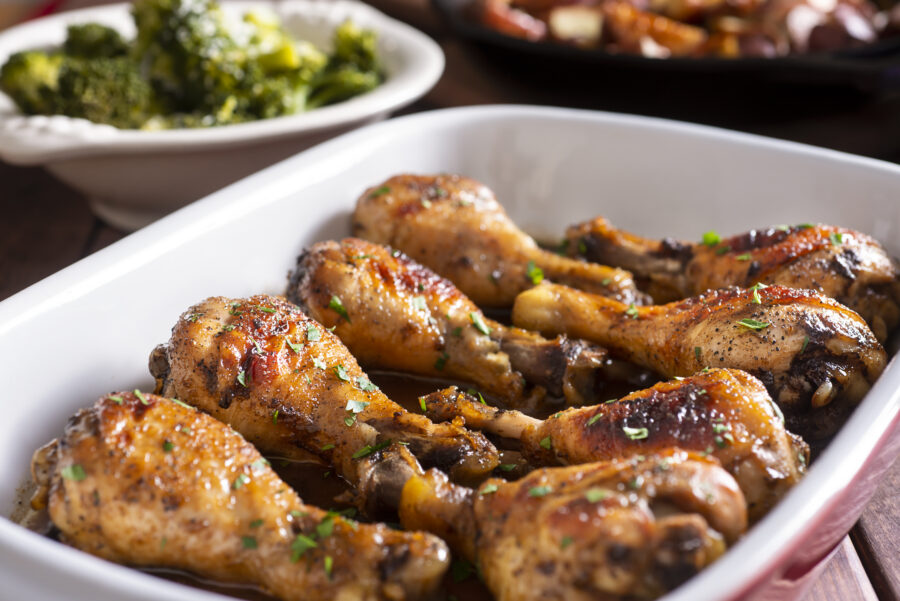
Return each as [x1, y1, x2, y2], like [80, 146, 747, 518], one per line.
[0, 0, 445, 163]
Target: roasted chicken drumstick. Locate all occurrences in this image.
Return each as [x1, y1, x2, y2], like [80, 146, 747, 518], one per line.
[358, 444, 747, 601]
[567, 218, 900, 340]
[288, 238, 607, 409]
[150, 295, 499, 484]
[31, 391, 450, 601]
[422, 368, 808, 521]
[513, 282, 886, 437]
[352, 174, 647, 308]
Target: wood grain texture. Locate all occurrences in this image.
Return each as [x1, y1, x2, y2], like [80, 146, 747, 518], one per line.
[852, 457, 900, 601]
[802, 537, 879, 601]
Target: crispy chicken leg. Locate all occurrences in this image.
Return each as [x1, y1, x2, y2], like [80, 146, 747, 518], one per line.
[567, 218, 900, 341]
[31, 391, 449, 601]
[352, 174, 647, 308]
[150, 295, 499, 484]
[421, 368, 808, 521]
[358, 444, 747, 601]
[513, 282, 886, 437]
[288, 238, 607, 409]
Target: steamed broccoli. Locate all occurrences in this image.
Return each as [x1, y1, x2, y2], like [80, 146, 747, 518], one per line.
[0, 51, 63, 114]
[307, 65, 380, 109]
[63, 23, 129, 58]
[331, 20, 379, 73]
[56, 57, 155, 128]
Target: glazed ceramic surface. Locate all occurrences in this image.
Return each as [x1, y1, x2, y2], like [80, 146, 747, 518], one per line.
[0, 105, 898, 601]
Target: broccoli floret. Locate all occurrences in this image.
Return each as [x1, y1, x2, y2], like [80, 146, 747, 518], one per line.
[63, 23, 129, 58]
[307, 65, 380, 109]
[331, 20, 379, 73]
[0, 51, 63, 114]
[56, 57, 156, 128]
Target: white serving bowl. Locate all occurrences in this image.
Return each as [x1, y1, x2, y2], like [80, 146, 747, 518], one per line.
[0, 105, 898, 601]
[0, 0, 444, 230]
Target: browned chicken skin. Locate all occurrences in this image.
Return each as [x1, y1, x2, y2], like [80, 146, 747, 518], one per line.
[513, 282, 886, 438]
[30, 391, 450, 601]
[567, 218, 900, 341]
[150, 295, 499, 484]
[288, 238, 607, 409]
[422, 368, 808, 521]
[358, 444, 747, 601]
[352, 174, 647, 308]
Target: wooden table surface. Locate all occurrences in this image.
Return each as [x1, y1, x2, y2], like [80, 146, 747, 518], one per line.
[1, 1, 899, 599]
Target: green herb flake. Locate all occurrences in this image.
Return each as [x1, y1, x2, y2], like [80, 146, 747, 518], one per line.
[251, 458, 270, 472]
[233, 474, 250, 490]
[736, 253, 752, 261]
[324, 555, 334, 579]
[250, 519, 264, 528]
[272, 409, 279, 424]
[256, 306, 276, 314]
[344, 415, 356, 427]
[801, 335, 809, 353]
[469, 312, 492, 336]
[625, 303, 639, 319]
[737, 318, 770, 331]
[830, 231, 843, 245]
[352, 254, 373, 260]
[798, 223, 815, 229]
[601, 277, 612, 286]
[467, 388, 487, 405]
[287, 341, 303, 353]
[321, 443, 335, 451]
[352, 439, 391, 459]
[346, 399, 369, 414]
[622, 426, 649, 440]
[585, 487, 610, 503]
[479, 483, 499, 496]
[171, 397, 193, 410]
[560, 536, 574, 549]
[291, 534, 318, 562]
[369, 185, 390, 198]
[312, 358, 326, 370]
[750, 281, 770, 304]
[306, 324, 321, 342]
[328, 296, 350, 322]
[61, 464, 87, 482]
[419, 397, 427, 412]
[451, 559, 475, 583]
[316, 517, 335, 539]
[498, 464, 516, 472]
[434, 352, 449, 371]
[134, 389, 149, 405]
[163, 440, 174, 453]
[242, 536, 258, 549]
[578, 239, 587, 255]
[237, 370, 249, 387]
[355, 377, 377, 392]
[694, 346, 702, 361]
[716, 245, 732, 256]
[528, 485, 552, 498]
[333, 364, 351, 382]
[702, 230, 721, 247]
[526, 261, 544, 285]
[451, 326, 463, 337]
[412, 296, 428, 312]
[539, 436, 552, 450]
[160, 537, 167, 549]
[586, 412, 603, 427]
[109, 395, 124, 404]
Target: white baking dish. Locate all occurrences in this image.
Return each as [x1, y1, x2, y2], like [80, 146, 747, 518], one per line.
[0, 105, 898, 601]
[0, 0, 444, 230]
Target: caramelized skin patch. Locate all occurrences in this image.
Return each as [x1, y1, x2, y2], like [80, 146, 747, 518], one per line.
[352, 174, 646, 308]
[288, 238, 607, 409]
[567, 218, 900, 341]
[423, 369, 807, 522]
[384, 446, 746, 601]
[31, 392, 449, 601]
[512, 282, 886, 438]
[152, 295, 498, 484]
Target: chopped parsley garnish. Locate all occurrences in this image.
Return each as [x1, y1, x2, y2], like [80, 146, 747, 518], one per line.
[749, 282, 768, 304]
[291, 534, 317, 562]
[352, 254, 373, 260]
[702, 230, 721, 246]
[61, 464, 86, 481]
[134, 389, 149, 405]
[321, 443, 335, 451]
[434, 352, 449, 371]
[233, 474, 250, 489]
[801, 335, 809, 353]
[736, 253, 752, 261]
[498, 464, 516, 472]
[242, 536, 258, 549]
[539, 436, 552, 450]
[355, 377, 377, 392]
[109, 395, 123, 404]
[586, 412, 603, 427]
[171, 397, 193, 410]
[346, 399, 369, 414]
[419, 397, 427, 412]
[578, 239, 587, 255]
[526, 261, 544, 285]
[344, 415, 356, 427]
[585, 487, 609, 503]
[622, 426, 649, 440]
[250, 519, 264, 528]
[412, 296, 428, 312]
[163, 440, 174, 452]
[466, 388, 486, 405]
[479, 483, 499, 496]
[451, 326, 463, 337]
[333, 364, 351, 382]
[221, 324, 236, 332]
[560, 536, 574, 549]
[694, 346, 702, 361]
[287, 341, 303, 353]
[798, 223, 815, 229]
[324, 555, 334, 579]
[316, 517, 334, 539]
[716, 245, 731, 256]
[451, 559, 475, 583]
[256, 306, 276, 314]
[312, 358, 326, 370]
[306, 324, 321, 342]
[237, 370, 249, 387]
[625, 303, 639, 319]
[737, 318, 770, 331]
[469, 312, 492, 336]
[272, 409, 279, 424]
[352, 439, 392, 459]
[250, 458, 270, 472]
[369, 185, 390, 198]
[830, 231, 843, 246]
[528, 485, 552, 498]
[328, 296, 350, 322]
[601, 277, 612, 286]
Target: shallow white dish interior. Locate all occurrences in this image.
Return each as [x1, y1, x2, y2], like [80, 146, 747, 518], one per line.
[0, 0, 444, 230]
[0, 105, 898, 601]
